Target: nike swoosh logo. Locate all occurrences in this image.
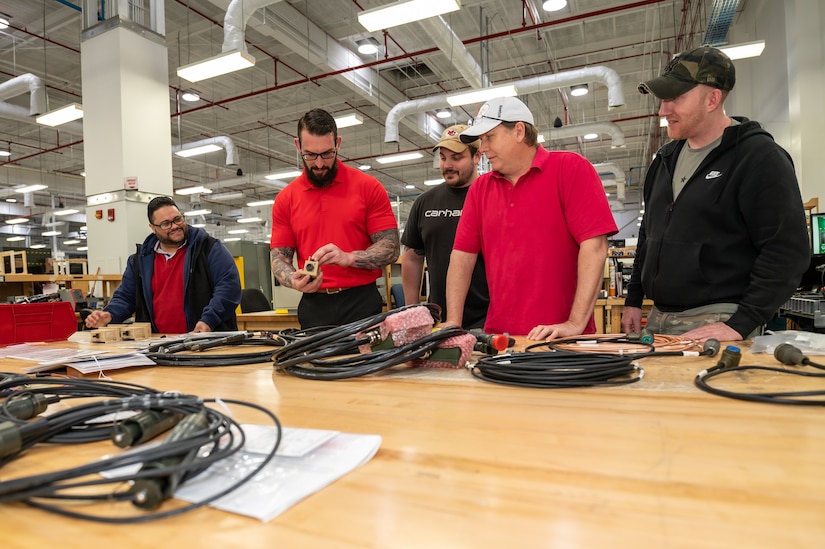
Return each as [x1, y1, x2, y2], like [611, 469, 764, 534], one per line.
[705, 171, 722, 179]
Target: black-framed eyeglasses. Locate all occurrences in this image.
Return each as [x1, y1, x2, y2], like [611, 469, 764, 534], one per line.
[301, 149, 337, 161]
[151, 215, 185, 230]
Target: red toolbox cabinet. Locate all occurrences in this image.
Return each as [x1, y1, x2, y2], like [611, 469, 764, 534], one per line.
[0, 302, 77, 346]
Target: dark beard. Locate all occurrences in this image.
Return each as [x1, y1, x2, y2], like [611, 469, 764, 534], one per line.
[305, 159, 338, 188]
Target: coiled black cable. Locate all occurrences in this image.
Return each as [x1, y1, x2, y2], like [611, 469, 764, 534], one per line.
[272, 304, 473, 380]
[694, 343, 825, 405]
[0, 375, 282, 522]
[471, 349, 643, 388]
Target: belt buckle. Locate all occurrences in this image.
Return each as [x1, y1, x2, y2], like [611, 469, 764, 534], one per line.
[324, 287, 344, 294]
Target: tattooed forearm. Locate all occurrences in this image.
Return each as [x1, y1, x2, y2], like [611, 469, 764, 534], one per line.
[351, 229, 400, 270]
[270, 247, 297, 288]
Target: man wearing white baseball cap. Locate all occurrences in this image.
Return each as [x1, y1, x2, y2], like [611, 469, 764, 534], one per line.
[401, 124, 489, 328]
[445, 96, 618, 339]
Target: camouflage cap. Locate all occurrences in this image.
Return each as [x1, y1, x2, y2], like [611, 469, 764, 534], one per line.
[638, 46, 735, 100]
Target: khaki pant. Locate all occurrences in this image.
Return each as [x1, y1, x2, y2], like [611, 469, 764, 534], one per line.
[645, 303, 761, 338]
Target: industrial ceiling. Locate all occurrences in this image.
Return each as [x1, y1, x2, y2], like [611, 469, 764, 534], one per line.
[0, 0, 742, 248]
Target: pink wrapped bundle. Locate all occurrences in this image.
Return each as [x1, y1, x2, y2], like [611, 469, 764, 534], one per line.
[414, 333, 476, 369]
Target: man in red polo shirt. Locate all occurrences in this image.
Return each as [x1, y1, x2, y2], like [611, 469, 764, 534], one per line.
[270, 109, 399, 328]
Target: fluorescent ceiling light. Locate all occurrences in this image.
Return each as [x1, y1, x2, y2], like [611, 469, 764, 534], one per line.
[0, 150, 10, 157]
[176, 49, 255, 83]
[660, 117, 668, 127]
[358, 0, 461, 32]
[227, 229, 249, 234]
[359, 164, 371, 171]
[5, 198, 16, 203]
[184, 209, 211, 216]
[375, 152, 424, 164]
[334, 113, 364, 128]
[80, 225, 87, 231]
[356, 38, 381, 55]
[181, 90, 201, 102]
[247, 199, 275, 207]
[0, 17, 9, 30]
[435, 108, 452, 119]
[42, 230, 61, 237]
[447, 84, 518, 107]
[63, 239, 81, 245]
[224, 237, 242, 242]
[77, 246, 88, 251]
[191, 223, 206, 228]
[44, 221, 65, 228]
[175, 144, 223, 158]
[542, 0, 567, 12]
[718, 40, 765, 60]
[54, 209, 79, 216]
[36, 103, 84, 127]
[404, 184, 416, 189]
[570, 84, 589, 97]
[175, 185, 212, 195]
[6, 236, 24, 242]
[424, 178, 445, 186]
[210, 191, 245, 201]
[537, 134, 546, 143]
[30, 244, 47, 249]
[237, 217, 262, 223]
[264, 169, 303, 181]
[14, 184, 48, 193]
[583, 133, 599, 140]
[5, 217, 29, 224]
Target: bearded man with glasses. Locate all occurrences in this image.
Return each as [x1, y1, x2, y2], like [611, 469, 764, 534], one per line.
[85, 196, 241, 333]
[270, 108, 399, 328]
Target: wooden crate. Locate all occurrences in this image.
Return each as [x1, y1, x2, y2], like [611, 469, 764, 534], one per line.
[0, 250, 28, 275]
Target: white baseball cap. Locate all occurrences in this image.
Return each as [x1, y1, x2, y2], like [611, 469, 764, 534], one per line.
[459, 96, 535, 143]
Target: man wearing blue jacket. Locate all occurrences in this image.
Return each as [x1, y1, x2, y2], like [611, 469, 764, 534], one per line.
[622, 46, 810, 341]
[85, 196, 241, 333]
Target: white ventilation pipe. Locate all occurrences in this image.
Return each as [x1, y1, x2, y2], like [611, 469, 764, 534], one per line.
[223, 0, 284, 53]
[0, 73, 46, 116]
[172, 136, 238, 166]
[592, 162, 626, 202]
[417, 16, 486, 89]
[384, 65, 625, 142]
[547, 121, 625, 148]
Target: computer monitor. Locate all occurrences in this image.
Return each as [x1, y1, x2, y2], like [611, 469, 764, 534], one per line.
[812, 212, 825, 256]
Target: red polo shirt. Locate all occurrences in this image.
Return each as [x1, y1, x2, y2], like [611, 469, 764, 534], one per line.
[270, 161, 397, 288]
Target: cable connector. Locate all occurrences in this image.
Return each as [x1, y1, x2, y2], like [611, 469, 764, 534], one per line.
[716, 346, 742, 369]
[111, 409, 185, 448]
[2, 393, 51, 420]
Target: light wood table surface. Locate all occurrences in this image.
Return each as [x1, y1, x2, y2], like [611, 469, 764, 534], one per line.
[235, 309, 300, 330]
[1, 337, 824, 548]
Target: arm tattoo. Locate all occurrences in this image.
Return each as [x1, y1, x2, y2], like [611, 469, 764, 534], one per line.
[352, 229, 400, 270]
[271, 247, 297, 289]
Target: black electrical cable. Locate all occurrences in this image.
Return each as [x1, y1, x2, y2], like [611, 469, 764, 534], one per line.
[280, 326, 468, 380]
[471, 349, 643, 388]
[145, 332, 287, 366]
[272, 304, 456, 380]
[694, 343, 825, 405]
[0, 375, 282, 523]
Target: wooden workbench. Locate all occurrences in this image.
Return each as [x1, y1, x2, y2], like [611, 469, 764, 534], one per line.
[0, 337, 823, 548]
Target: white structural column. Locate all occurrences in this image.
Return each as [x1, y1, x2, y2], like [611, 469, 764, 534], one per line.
[80, 19, 173, 275]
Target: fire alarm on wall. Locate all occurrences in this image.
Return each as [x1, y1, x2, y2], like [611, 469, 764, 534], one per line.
[107, 208, 115, 222]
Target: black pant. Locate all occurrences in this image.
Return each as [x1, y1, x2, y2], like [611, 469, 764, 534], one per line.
[297, 283, 383, 329]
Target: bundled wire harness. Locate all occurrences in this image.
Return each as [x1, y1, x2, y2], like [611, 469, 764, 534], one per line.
[0, 374, 281, 522]
[695, 343, 825, 405]
[144, 331, 287, 366]
[272, 304, 484, 380]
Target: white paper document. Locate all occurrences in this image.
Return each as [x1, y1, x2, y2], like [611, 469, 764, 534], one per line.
[174, 427, 381, 522]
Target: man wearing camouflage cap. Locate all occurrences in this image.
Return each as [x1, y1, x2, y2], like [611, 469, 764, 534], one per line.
[622, 46, 809, 341]
[401, 124, 490, 328]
